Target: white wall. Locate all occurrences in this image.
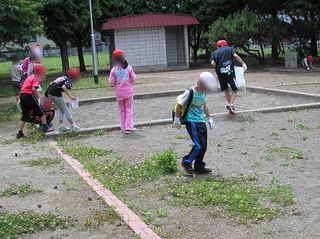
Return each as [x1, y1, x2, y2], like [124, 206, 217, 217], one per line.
[114, 27, 167, 67]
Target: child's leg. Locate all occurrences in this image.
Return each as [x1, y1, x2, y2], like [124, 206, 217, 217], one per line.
[193, 123, 208, 170]
[124, 96, 134, 131]
[49, 96, 68, 125]
[183, 122, 206, 165]
[117, 99, 126, 131]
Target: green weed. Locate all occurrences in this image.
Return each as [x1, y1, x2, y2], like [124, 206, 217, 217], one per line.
[231, 114, 255, 123]
[63, 142, 178, 195]
[266, 177, 294, 205]
[0, 184, 41, 197]
[83, 208, 119, 228]
[295, 122, 310, 130]
[270, 130, 281, 140]
[176, 135, 190, 140]
[21, 157, 61, 167]
[0, 211, 74, 239]
[262, 146, 304, 161]
[0, 103, 20, 122]
[169, 174, 291, 221]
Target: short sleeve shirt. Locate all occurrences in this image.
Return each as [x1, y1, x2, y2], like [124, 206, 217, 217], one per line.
[178, 88, 207, 123]
[47, 76, 72, 97]
[210, 46, 236, 76]
[20, 75, 40, 94]
[9, 64, 21, 82]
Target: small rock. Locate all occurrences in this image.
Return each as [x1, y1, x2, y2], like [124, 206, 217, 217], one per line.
[53, 186, 58, 189]
[116, 222, 122, 227]
[15, 153, 18, 157]
[303, 137, 307, 141]
[292, 208, 301, 216]
[88, 197, 92, 201]
[37, 204, 42, 208]
[0, 205, 2, 208]
[269, 171, 273, 174]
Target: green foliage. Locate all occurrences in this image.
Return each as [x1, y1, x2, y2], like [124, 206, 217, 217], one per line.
[0, 184, 41, 197]
[169, 174, 293, 221]
[262, 146, 304, 161]
[22, 157, 62, 167]
[0, 0, 43, 46]
[0, 211, 73, 238]
[83, 208, 120, 228]
[0, 103, 20, 122]
[63, 142, 178, 194]
[206, 8, 261, 50]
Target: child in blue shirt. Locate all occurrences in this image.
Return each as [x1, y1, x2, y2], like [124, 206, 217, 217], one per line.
[173, 72, 215, 174]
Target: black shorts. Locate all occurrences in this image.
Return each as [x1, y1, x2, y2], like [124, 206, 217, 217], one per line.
[12, 81, 20, 96]
[218, 74, 238, 92]
[20, 93, 44, 122]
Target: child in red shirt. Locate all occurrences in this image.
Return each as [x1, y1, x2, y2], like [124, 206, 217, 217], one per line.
[17, 64, 53, 138]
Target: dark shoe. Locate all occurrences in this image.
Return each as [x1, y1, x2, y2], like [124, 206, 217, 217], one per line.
[41, 124, 54, 133]
[226, 105, 235, 115]
[194, 167, 212, 174]
[180, 160, 194, 174]
[16, 131, 24, 139]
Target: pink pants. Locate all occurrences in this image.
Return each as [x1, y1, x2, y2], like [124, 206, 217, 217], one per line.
[117, 96, 134, 131]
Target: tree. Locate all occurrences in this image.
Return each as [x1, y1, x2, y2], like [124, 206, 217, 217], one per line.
[41, 0, 101, 73]
[286, 0, 320, 57]
[0, 0, 43, 47]
[246, 0, 287, 62]
[207, 8, 264, 63]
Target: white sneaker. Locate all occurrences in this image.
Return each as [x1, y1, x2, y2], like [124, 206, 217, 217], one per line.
[58, 125, 70, 132]
[70, 124, 80, 132]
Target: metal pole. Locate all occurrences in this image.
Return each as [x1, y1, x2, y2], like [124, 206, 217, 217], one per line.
[89, 0, 98, 84]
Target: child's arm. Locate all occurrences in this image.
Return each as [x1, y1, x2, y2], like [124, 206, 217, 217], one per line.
[32, 87, 40, 99]
[108, 68, 116, 86]
[62, 85, 76, 100]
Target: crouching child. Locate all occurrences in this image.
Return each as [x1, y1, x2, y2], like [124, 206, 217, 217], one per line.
[173, 72, 216, 174]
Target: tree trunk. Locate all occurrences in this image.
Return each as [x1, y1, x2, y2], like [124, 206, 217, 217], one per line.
[310, 11, 318, 56]
[59, 41, 69, 74]
[271, 11, 279, 62]
[76, 36, 86, 72]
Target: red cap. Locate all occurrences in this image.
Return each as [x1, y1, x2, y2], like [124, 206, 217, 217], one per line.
[112, 49, 124, 58]
[307, 55, 314, 62]
[216, 40, 228, 47]
[33, 64, 46, 76]
[68, 67, 80, 78]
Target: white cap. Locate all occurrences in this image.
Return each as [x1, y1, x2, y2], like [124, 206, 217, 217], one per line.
[199, 72, 217, 91]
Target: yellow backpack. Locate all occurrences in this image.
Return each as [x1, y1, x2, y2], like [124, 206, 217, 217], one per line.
[172, 89, 194, 125]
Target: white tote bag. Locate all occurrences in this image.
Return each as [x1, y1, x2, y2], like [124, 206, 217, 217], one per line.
[234, 66, 246, 92]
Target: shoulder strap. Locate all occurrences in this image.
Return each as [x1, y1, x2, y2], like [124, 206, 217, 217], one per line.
[182, 88, 194, 120]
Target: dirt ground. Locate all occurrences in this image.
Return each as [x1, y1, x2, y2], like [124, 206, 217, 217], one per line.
[0, 68, 320, 239]
[78, 109, 320, 239]
[63, 90, 316, 129]
[0, 125, 134, 239]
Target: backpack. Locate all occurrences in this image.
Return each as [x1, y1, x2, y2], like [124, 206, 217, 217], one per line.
[172, 88, 194, 125]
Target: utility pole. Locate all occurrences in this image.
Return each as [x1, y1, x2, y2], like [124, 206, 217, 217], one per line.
[88, 0, 98, 84]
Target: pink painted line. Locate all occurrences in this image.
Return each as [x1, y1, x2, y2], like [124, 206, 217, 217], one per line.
[49, 141, 161, 239]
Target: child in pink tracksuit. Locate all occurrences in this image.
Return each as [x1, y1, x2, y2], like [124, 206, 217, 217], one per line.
[109, 49, 136, 134]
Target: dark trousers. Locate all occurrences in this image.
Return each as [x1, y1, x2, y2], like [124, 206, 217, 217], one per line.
[183, 122, 207, 169]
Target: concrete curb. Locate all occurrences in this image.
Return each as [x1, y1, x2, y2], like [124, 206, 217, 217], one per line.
[246, 86, 320, 100]
[46, 102, 320, 137]
[50, 141, 161, 239]
[75, 86, 320, 106]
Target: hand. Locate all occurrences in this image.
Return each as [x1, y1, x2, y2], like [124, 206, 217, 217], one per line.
[207, 117, 214, 129]
[242, 63, 248, 72]
[70, 96, 76, 101]
[173, 117, 182, 129]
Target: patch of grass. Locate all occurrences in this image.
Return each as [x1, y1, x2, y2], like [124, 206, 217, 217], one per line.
[0, 211, 74, 239]
[142, 209, 168, 227]
[266, 177, 294, 205]
[262, 146, 304, 161]
[169, 174, 292, 221]
[20, 125, 47, 144]
[22, 157, 61, 167]
[294, 122, 310, 130]
[231, 114, 255, 123]
[176, 135, 190, 140]
[63, 142, 178, 195]
[0, 184, 41, 197]
[0, 103, 20, 122]
[83, 208, 119, 229]
[270, 130, 281, 140]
